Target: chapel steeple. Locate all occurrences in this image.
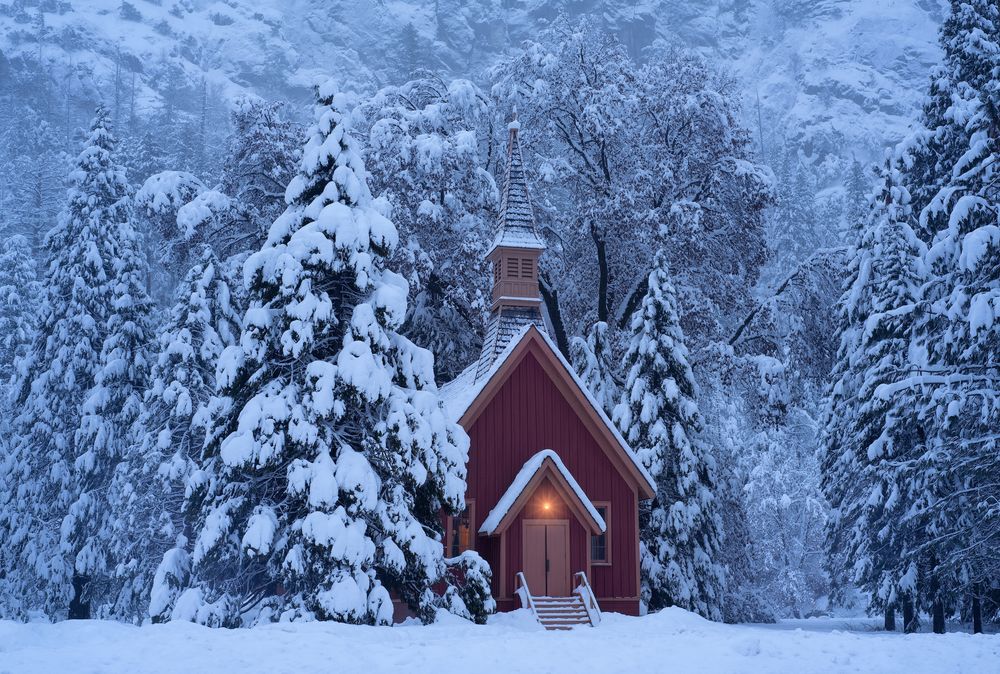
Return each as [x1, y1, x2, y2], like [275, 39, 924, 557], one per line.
[475, 113, 548, 381]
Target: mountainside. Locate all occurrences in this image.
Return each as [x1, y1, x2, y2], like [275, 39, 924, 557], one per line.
[1, 1, 945, 164]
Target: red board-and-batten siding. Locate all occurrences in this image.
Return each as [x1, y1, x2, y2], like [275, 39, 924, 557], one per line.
[463, 345, 642, 615]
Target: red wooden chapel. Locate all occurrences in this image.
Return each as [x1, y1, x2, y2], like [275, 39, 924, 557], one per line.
[440, 116, 656, 617]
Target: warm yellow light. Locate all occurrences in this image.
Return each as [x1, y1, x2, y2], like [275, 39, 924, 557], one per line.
[543, 502, 551, 511]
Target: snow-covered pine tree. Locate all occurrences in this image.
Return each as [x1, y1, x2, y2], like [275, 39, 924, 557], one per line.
[0, 234, 40, 386]
[905, 3, 1000, 629]
[904, 0, 1000, 240]
[843, 159, 870, 238]
[613, 250, 725, 620]
[8, 113, 65, 252]
[0, 107, 130, 619]
[218, 97, 301, 258]
[570, 321, 620, 416]
[135, 101, 299, 306]
[119, 129, 168, 189]
[134, 170, 208, 305]
[822, 163, 884, 612]
[109, 246, 242, 622]
[179, 81, 471, 626]
[822, 155, 926, 632]
[767, 147, 827, 277]
[66, 116, 153, 618]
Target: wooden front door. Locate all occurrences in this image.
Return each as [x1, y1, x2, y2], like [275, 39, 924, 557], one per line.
[522, 520, 570, 596]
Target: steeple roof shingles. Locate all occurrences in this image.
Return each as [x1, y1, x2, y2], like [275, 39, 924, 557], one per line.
[487, 117, 545, 255]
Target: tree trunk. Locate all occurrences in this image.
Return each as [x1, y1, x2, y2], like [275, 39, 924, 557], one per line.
[928, 553, 945, 634]
[932, 599, 945, 634]
[972, 593, 983, 634]
[590, 221, 609, 324]
[68, 573, 90, 620]
[884, 605, 896, 632]
[615, 274, 649, 330]
[902, 597, 918, 634]
[539, 272, 570, 358]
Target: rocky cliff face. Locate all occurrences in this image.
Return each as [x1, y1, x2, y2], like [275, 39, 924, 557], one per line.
[1, 0, 944, 163]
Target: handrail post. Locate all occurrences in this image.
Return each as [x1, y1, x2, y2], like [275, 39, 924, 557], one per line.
[515, 571, 537, 616]
[572, 571, 602, 626]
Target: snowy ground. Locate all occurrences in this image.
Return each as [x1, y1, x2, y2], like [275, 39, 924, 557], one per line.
[1, 608, 996, 674]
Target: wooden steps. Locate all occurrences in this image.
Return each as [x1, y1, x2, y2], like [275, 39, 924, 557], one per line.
[532, 595, 592, 630]
[515, 571, 602, 630]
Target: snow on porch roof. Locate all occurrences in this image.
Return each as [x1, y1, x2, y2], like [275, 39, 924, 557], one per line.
[479, 449, 606, 536]
[439, 324, 656, 496]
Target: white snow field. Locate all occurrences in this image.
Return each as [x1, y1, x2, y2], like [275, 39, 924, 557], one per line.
[1, 608, 996, 674]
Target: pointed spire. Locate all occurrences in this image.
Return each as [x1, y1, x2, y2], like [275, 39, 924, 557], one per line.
[487, 111, 545, 256]
[473, 113, 548, 381]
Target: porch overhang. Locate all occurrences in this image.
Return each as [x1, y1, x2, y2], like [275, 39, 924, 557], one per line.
[479, 449, 606, 537]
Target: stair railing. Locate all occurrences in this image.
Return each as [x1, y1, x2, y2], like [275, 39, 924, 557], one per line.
[514, 572, 538, 617]
[573, 571, 602, 626]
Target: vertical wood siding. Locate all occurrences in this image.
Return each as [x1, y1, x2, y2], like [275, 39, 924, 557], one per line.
[466, 348, 639, 606]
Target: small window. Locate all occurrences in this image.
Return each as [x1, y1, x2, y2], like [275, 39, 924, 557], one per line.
[520, 258, 533, 279]
[591, 504, 610, 564]
[448, 501, 475, 557]
[506, 257, 520, 279]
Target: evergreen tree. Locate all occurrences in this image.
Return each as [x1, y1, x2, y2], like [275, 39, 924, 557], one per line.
[613, 250, 725, 619]
[110, 247, 242, 622]
[218, 97, 301, 258]
[822, 156, 926, 632]
[9, 113, 65, 251]
[134, 170, 209, 305]
[906, 2, 1000, 629]
[570, 321, 620, 416]
[0, 234, 40, 386]
[177, 81, 471, 626]
[843, 159, 869, 238]
[766, 146, 831, 277]
[904, 0, 1000, 241]
[68, 129, 153, 617]
[119, 129, 168, 189]
[398, 23, 425, 76]
[0, 108, 129, 619]
[940, 0, 999, 95]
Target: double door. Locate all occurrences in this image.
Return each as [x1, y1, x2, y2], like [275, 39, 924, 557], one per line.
[522, 520, 570, 596]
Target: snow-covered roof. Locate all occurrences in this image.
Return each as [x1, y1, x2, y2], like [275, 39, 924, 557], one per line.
[479, 449, 606, 535]
[488, 228, 547, 253]
[439, 324, 657, 496]
[474, 305, 546, 381]
[486, 119, 545, 256]
[439, 323, 531, 422]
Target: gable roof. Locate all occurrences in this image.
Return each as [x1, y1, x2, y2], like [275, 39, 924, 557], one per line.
[440, 324, 656, 499]
[480, 449, 606, 536]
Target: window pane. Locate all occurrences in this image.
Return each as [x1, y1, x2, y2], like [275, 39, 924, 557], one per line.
[591, 506, 608, 562]
[450, 506, 472, 557]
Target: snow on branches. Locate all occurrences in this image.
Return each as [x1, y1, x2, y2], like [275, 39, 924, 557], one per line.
[176, 81, 472, 626]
